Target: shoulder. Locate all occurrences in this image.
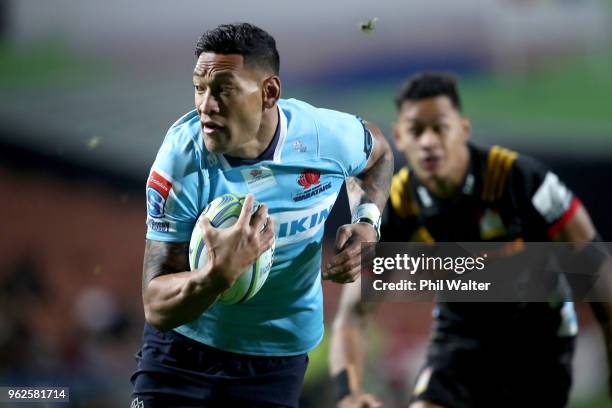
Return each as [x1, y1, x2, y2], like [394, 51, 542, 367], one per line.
[279, 98, 360, 133]
[478, 144, 521, 202]
[478, 143, 547, 180]
[389, 167, 419, 219]
[153, 110, 207, 176]
[160, 110, 202, 156]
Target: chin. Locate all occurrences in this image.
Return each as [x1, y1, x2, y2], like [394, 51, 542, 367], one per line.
[416, 167, 438, 180]
[203, 138, 224, 154]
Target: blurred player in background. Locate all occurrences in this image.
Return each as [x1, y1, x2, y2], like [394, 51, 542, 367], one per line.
[131, 23, 393, 407]
[329, 73, 612, 408]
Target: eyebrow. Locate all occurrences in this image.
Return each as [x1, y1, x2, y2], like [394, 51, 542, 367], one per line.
[192, 71, 235, 82]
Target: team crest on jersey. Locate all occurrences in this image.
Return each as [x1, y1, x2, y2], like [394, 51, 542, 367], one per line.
[298, 169, 320, 189]
[479, 208, 507, 240]
[241, 166, 277, 192]
[293, 169, 331, 202]
[147, 170, 172, 218]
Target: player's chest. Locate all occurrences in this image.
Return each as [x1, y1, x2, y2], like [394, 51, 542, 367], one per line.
[206, 163, 344, 209]
[418, 201, 521, 242]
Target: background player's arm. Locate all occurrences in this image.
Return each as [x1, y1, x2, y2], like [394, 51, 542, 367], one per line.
[330, 279, 380, 407]
[142, 195, 274, 331]
[551, 203, 612, 395]
[324, 122, 394, 283]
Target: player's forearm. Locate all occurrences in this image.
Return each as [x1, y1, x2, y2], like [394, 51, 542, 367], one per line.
[591, 302, 612, 340]
[330, 281, 372, 392]
[143, 267, 229, 331]
[330, 310, 369, 381]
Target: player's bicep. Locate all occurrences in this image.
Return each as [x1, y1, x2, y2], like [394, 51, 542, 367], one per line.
[551, 203, 596, 243]
[360, 121, 389, 174]
[142, 239, 190, 292]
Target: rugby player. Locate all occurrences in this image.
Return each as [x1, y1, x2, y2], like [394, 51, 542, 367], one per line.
[131, 23, 393, 407]
[329, 72, 612, 408]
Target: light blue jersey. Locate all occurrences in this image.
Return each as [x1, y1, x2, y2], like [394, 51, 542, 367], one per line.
[145, 99, 373, 356]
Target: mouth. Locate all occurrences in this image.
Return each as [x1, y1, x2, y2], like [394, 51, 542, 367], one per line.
[421, 155, 441, 172]
[201, 120, 224, 135]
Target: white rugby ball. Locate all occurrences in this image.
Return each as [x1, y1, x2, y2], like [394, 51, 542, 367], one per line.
[189, 193, 274, 304]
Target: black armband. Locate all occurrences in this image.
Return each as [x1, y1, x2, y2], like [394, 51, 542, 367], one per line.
[332, 369, 351, 402]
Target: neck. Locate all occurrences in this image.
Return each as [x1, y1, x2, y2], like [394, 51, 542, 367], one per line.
[422, 145, 470, 198]
[230, 106, 279, 159]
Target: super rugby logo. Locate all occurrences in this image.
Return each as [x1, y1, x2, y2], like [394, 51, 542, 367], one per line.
[294, 169, 331, 202]
[147, 170, 172, 218]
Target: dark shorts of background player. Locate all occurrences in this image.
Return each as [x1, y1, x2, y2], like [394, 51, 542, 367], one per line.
[410, 336, 575, 408]
[131, 323, 309, 408]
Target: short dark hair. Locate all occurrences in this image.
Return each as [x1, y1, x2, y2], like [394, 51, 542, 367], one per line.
[195, 23, 280, 75]
[395, 72, 462, 111]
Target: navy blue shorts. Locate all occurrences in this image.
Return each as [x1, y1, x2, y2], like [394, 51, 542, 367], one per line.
[131, 324, 308, 408]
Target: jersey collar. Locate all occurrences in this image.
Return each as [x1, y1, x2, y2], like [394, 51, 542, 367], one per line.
[217, 105, 288, 170]
[409, 145, 477, 211]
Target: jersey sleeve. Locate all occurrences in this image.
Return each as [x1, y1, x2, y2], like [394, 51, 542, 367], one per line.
[510, 155, 580, 239]
[145, 127, 201, 242]
[315, 108, 373, 177]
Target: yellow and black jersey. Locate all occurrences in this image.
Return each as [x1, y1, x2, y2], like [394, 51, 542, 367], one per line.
[384, 143, 580, 243]
[382, 143, 581, 346]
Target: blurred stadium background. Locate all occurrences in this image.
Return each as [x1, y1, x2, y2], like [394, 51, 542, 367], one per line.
[1, 0, 611, 406]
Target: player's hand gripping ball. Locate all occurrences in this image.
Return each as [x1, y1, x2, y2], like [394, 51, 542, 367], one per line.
[189, 193, 275, 304]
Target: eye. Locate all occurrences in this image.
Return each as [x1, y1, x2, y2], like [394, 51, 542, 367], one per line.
[409, 125, 423, 136]
[193, 84, 205, 94]
[218, 84, 233, 95]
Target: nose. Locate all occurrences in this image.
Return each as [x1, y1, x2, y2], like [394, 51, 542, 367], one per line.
[197, 89, 220, 116]
[419, 127, 440, 151]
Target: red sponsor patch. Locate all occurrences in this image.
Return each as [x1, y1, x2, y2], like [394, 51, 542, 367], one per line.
[298, 169, 320, 189]
[147, 170, 172, 199]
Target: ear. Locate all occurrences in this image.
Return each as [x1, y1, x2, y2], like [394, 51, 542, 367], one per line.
[461, 116, 471, 141]
[392, 123, 404, 150]
[262, 76, 281, 110]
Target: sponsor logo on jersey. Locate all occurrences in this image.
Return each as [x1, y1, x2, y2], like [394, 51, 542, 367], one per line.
[532, 171, 572, 223]
[241, 166, 277, 192]
[294, 169, 331, 202]
[147, 170, 172, 218]
[131, 398, 144, 408]
[272, 193, 337, 246]
[147, 219, 171, 233]
[417, 186, 433, 208]
[462, 173, 475, 195]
